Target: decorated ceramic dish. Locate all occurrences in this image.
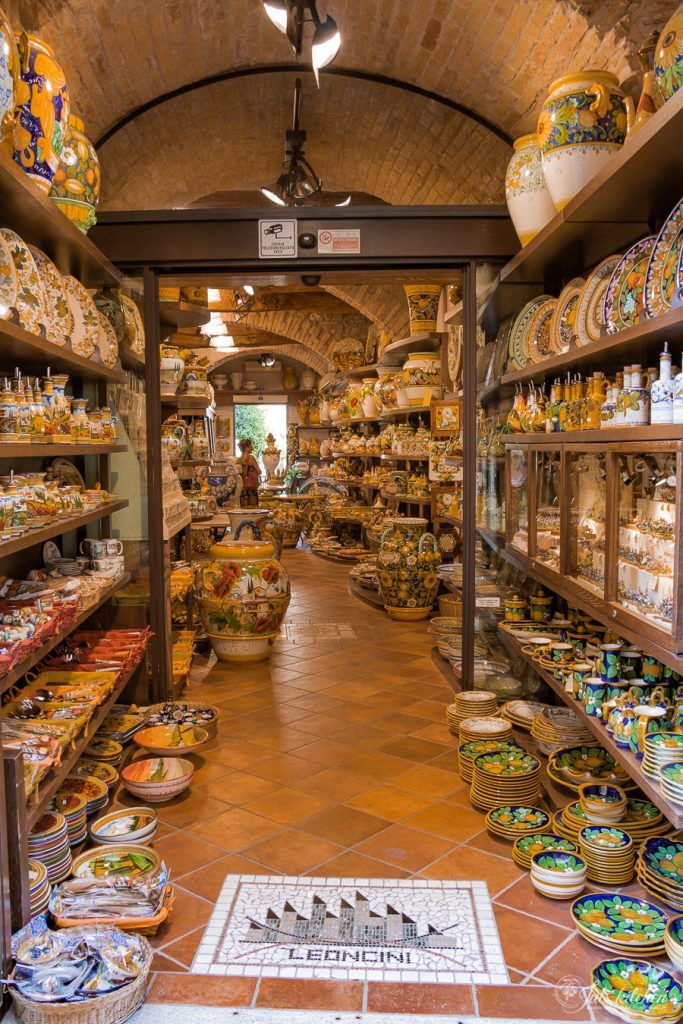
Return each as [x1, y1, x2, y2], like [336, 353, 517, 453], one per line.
[134, 723, 208, 755]
[590, 960, 683, 1020]
[508, 296, 552, 369]
[549, 277, 584, 353]
[63, 275, 99, 357]
[604, 236, 656, 334]
[531, 851, 586, 877]
[83, 737, 122, 762]
[70, 759, 119, 787]
[645, 197, 683, 317]
[0, 229, 18, 321]
[486, 805, 550, 834]
[89, 807, 157, 844]
[640, 839, 683, 885]
[71, 844, 160, 879]
[96, 309, 119, 368]
[29, 247, 72, 347]
[548, 745, 632, 790]
[575, 255, 622, 346]
[473, 750, 540, 777]
[572, 894, 668, 946]
[580, 826, 632, 850]
[0, 228, 46, 336]
[120, 293, 145, 356]
[515, 833, 577, 861]
[527, 297, 557, 363]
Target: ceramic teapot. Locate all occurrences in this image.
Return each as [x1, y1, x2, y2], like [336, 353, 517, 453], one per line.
[161, 420, 186, 466]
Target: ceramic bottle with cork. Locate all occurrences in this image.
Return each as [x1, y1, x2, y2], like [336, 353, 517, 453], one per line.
[650, 343, 674, 424]
[585, 373, 606, 430]
[624, 365, 650, 426]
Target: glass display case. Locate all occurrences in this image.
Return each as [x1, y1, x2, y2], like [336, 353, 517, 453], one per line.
[531, 447, 561, 574]
[506, 444, 529, 554]
[476, 414, 506, 541]
[566, 449, 606, 596]
[614, 449, 677, 635]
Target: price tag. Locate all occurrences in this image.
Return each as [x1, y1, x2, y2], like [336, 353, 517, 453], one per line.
[476, 597, 501, 608]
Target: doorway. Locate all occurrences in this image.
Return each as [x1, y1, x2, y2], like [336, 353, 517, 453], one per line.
[233, 402, 288, 478]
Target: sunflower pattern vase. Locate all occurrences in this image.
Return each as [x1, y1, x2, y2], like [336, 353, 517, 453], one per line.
[48, 114, 100, 232]
[195, 527, 290, 663]
[655, 5, 683, 101]
[404, 285, 441, 335]
[12, 33, 69, 193]
[377, 517, 440, 621]
[536, 71, 629, 211]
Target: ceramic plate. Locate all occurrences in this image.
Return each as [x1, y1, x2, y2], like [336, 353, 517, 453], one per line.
[492, 318, 512, 379]
[641, 839, 683, 884]
[71, 844, 159, 879]
[550, 277, 584, 353]
[591, 960, 683, 1019]
[527, 297, 557, 363]
[572, 894, 668, 944]
[63, 275, 99, 357]
[50, 458, 85, 488]
[0, 228, 46, 336]
[509, 296, 553, 369]
[29, 247, 72, 347]
[89, 807, 156, 842]
[96, 309, 119, 368]
[446, 325, 462, 388]
[120, 293, 145, 356]
[487, 805, 550, 832]
[0, 229, 18, 321]
[71, 759, 119, 787]
[646, 197, 683, 317]
[473, 750, 540, 777]
[604, 236, 656, 334]
[575, 256, 621, 346]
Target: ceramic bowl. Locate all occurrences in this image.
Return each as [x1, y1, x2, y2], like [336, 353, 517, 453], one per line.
[590, 959, 683, 1021]
[133, 723, 208, 756]
[88, 806, 158, 844]
[530, 876, 586, 900]
[579, 826, 632, 851]
[71, 843, 160, 879]
[120, 757, 193, 803]
[665, 916, 683, 971]
[530, 850, 587, 882]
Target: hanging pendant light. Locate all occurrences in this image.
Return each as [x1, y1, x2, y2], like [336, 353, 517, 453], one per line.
[261, 1, 341, 82]
[260, 78, 322, 207]
[311, 14, 340, 84]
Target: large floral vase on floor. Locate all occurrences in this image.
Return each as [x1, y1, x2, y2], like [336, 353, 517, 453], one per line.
[195, 525, 290, 663]
[377, 517, 440, 621]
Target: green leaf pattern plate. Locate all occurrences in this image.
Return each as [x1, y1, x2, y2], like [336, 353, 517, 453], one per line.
[572, 895, 668, 942]
[591, 959, 683, 1016]
[474, 750, 540, 777]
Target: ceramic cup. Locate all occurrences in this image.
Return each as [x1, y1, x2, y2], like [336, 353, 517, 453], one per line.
[567, 662, 592, 700]
[597, 643, 622, 682]
[92, 556, 125, 574]
[583, 677, 607, 718]
[549, 642, 573, 665]
[81, 538, 123, 558]
[642, 656, 663, 684]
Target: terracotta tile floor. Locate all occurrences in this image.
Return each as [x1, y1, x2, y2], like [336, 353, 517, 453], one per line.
[130, 550, 645, 1020]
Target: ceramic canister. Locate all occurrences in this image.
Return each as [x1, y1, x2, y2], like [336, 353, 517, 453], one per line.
[403, 285, 441, 335]
[536, 71, 628, 211]
[596, 643, 622, 682]
[504, 594, 527, 621]
[504, 133, 557, 246]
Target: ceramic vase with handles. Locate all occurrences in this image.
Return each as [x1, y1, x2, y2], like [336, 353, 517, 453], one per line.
[159, 345, 185, 396]
[654, 4, 683, 101]
[504, 133, 557, 246]
[377, 517, 440, 621]
[404, 285, 441, 335]
[630, 705, 669, 759]
[360, 378, 381, 418]
[195, 524, 290, 663]
[536, 71, 629, 211]
[48, 114, 100, 233]
[12, 33, 70, 193]
[227, 507, 282, 558]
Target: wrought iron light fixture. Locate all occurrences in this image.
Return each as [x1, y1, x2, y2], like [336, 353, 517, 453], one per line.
[261, 78, 322, 206]
[263, 0, 341, 84]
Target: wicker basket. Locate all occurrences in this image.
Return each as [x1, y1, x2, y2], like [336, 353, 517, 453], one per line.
[143, 701, 220, 739]
[10, 936, 153, 1024]
[52, 887, 175, 938]
[438, 593, 462, 618]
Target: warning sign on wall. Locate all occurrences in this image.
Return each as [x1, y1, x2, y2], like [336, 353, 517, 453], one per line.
[317, 228, 361, 254]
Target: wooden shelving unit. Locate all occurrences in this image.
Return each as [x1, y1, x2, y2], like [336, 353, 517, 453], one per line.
[378, 332, 443, 366]
[159, 301, 210, 330]
[0, 500, 128, 559]
[161, 395, 210, 413]
[0, 320, 126, 383]
[0, 443, 126, 458]
[380, 405, 432, 421]
[503, 423, 683, 445]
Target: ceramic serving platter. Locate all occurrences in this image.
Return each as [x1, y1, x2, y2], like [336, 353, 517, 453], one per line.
[548, 745, 632, 791]
[549, 277, 584, 353]
[572, 894, 668, 949]
[0, 228, 46, 336]
[0, 229, 18, 321]
[508, 295, 553, 369]
[96, 309, 119, 368]
[120, 293, 145, 356]
[575, 256, 621, 346]
[527, 296, 557, 363]
[89, 807, 157, 843]
[63, 275, 99, 357]
[604, 236, 656, 334]
[645, 197, 683, 317]
[591, 960, 683, 1022]
[29, 246, 72, 347]
[486, 805, 550, 837]
[71, 844, 160, 880]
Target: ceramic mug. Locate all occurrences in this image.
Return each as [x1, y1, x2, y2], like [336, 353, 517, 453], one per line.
[548, 642, 573, 665]
[642, 656, 662, 684]
[92, 556, 125, 574]
[583, 677, 607, 718]
[567, 661, 592, 700]
[81, 538, 123, 557]
[597, 643, 622, 682]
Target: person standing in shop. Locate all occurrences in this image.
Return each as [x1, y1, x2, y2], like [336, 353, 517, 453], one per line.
[237, 437, 261, 508]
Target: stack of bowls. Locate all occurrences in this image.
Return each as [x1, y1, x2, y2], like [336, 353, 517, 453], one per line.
[664, 916, 683, 970]
[643, 732, 683, 781]
[512, 833, 577, 870]
[458, 716, 513, 743]
[590, 960, 683, 1024]
[457, 740, 522, 783]
[659, 762, 683, 807]
[485, 805, 551, 842]
[579, 826, 635, 885]
[28, 812, 72, 882]
[578, 783, 627, 823]
[553, 797, 670, 849]
[51, 792, 87, 847]
[530, 707, 593, 757]
[446, 690, 498, 735]
[28, 860, 51, 918]
[530, 850, 587, 899]
[500, 700, 552, 731]
[89, 806, 158, 845]
[571, 893, 668, 956]
[60, 775, 109, 817]
[637, 837, 683, 910]
[470, 749, 542, 812]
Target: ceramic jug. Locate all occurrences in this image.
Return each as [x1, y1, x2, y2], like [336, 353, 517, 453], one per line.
[623, 364, 650, 425]
[652, 343, 675, 424]
[628, 32, 664, 136]
[629, 705, 669, 759]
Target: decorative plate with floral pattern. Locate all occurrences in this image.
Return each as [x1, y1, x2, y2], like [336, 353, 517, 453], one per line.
[549, 277, 584, 353]
[0, 228, 46, 336]
[604, 236, 656, 334]
[508, 296, 553, 369]
[63, 275, 99, 357]
[96, 309, 119, 368]
[645, 198, 683, 318]
[120, 293, 145, 356]
[591, 959, 683, 1020]
[29, 247, 72, 347]
[572, 894, 668, 945]
[527, 296, 557, 363]
[575, 255, 621, 346]
[0, 229, 18, 321]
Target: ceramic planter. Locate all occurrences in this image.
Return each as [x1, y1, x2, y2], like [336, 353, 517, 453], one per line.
[404, 285, 441, 335]
[12, 33, 70, 193]
[377, 517, 440, 621]
[536, 71, 628, 211]
[195, 529, 290, 663]
[48, 114, 100, 233]
[505, 133, 557, 245]
[655, 5, 683, 100]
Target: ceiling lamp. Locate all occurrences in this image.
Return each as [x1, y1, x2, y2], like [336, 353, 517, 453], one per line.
[262, 1, 341, 84]
[259, 353, 276, 367]
[260, 78, 322, 207]
[200, 312, 229, 337]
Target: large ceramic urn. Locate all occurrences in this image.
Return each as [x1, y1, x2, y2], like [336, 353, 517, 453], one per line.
[376, 517, 440, 620]
[504, 133, 557, 246]
[228, 507, 283, 558]
[12, 33, 69, 193]
[196, 526, 291, 663]
[262, 433, 281, 482]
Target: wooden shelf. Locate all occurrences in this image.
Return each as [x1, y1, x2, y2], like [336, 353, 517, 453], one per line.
[1, 573, 131, 694]
[177, 458, 212, 467]
[0, 443, 126, 458]
[0, 148, 120, 288]
[379, 453, 429, 462]
[501, 627, 683, 828]
[0, 500, 128, 559]
[295, 424, 334, 431]
[159, 301, 210, 330]
[503, 423, 683, 444]
[381, 490, 431, 505]
[161, 395, 210, 413]
[0, 320, 126, 383]
[380, 405, 432, 421]
[379, 332, 443, 366]
[25, 647, 145, 830]
[330, 416, 382, 426]
[119, 348, 145, 373]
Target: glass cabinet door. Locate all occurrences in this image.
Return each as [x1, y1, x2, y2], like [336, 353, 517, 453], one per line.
[566, 450, 606, 596]
[507, 445, 529, 553]
[615, 450, 676, 633]
[532, 448, 561, 573]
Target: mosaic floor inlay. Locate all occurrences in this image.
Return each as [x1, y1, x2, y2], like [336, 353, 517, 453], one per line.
[191, 875, 508, 985]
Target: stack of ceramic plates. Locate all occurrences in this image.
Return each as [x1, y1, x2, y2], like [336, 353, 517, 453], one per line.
[664, 916, 683, 971]
[579, 826, 635, 885]
[446, 691, 498, 735]
[578, 783, 628, 823]
[530, 707, 593, 756]
[553, 798, 671, 848]
[500, 700, 552, 731]
[637, 837, 683, 910]
[485, 805, 551, 842]
[470, 749, 542, 811]
[89, 806, 158, 845]
[28, 860, 51, 918]
[71, 758, 119, 789]
[643, 732, 683, 781]
[61, 775, 109, 817]
[28, 812, 72, 883]
[51, 792, 88, 847]
[457, 740, 522, 783]
[458, 716, 513, 743]
[83, 738, 123, 764]
[547, 744, 634, 792]
[530, 850, 586, 899]
[571, 893, 668, 956]
[590, 959, 683, 1024]
[659, 762, 683, 807]
[512, 833, 577, 870]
